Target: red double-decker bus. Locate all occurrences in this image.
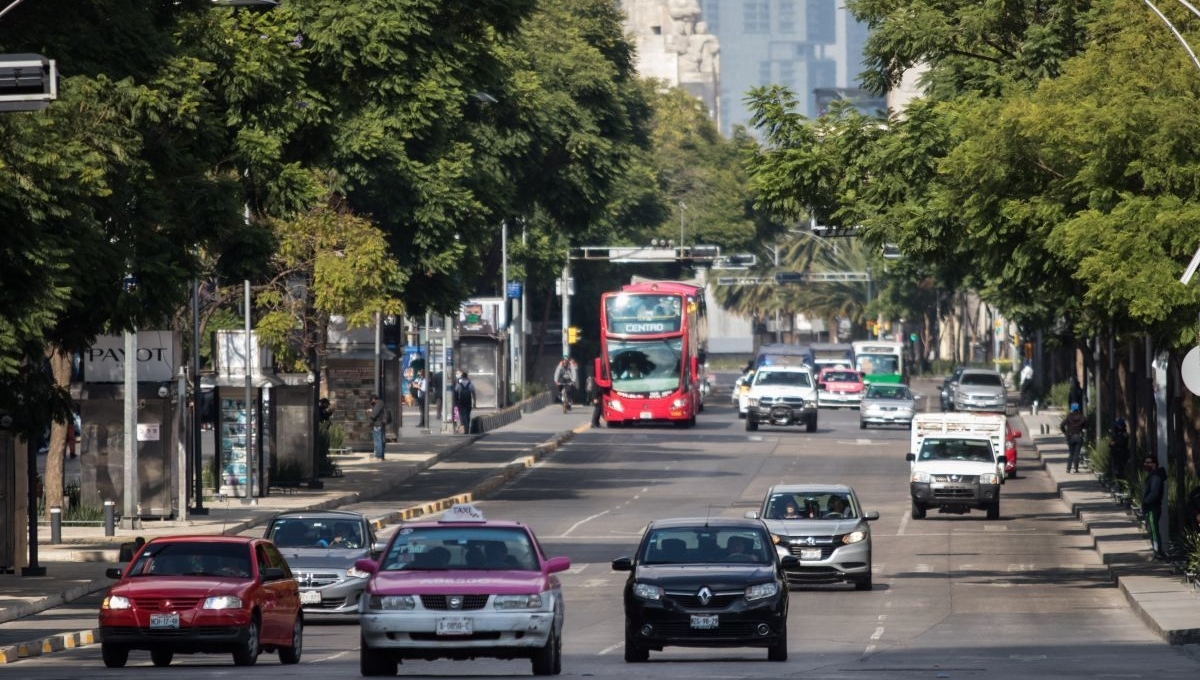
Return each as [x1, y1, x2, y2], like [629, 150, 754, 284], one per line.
[593, 280, 707, 427]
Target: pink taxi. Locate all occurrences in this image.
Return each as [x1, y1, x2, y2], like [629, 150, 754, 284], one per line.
[816, 367, 865, 408]
[356, 504, 571, 676]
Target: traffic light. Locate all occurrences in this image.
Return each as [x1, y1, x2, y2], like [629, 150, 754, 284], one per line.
[567, 326, 580, 344]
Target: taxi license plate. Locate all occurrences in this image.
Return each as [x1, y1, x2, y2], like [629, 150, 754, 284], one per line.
[149, 613, 179, 629]
[800, 548, 822, 560]
[436, 617, 472, 636]
[300, 591, 322, 605]
[640, 412, 652, 419]
[690, 615, 718, 630]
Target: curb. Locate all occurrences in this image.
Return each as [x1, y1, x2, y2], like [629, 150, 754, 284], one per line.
[0, 424, 582, 664]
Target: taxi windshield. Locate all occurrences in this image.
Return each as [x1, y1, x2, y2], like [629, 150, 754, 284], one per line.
[381, 527, 539, 571]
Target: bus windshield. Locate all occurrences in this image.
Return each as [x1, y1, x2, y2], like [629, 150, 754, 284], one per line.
[607, 338, 683, 394]
[856, 353, 899, 376]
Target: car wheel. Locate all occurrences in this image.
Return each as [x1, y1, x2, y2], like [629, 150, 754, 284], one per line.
[360, 633, 398, 676]
[855, 562, 873, 591]
[151, 648, 174, 667]
[278, 613, 303, 665]
[806, 415, 818, 433]
[232, 617, 260, 667]
[623, 632, 649, 663]
[911, 499, 926, 520]
[531, 626, 562, 675]
[987, 500, 1000, 520]
[767, 621, 788, 661]
[745, 417, 758, 432]
[101, 644, 129, 668]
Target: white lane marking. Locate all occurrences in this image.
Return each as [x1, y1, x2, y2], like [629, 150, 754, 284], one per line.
[560, 510, 610, 538]
[870, 626, 885, 641]
[598, 643, 621, 656]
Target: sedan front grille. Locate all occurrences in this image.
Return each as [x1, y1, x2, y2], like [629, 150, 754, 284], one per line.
[931, 475, 979, 484]
[663, 591, 741, 609]
[132, 597, 201, 611]
[296, 571, 343, 588]
[420, 594, 490, 611]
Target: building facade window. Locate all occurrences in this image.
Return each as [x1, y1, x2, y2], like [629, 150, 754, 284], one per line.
[806, 0, 837, 44]
[759, 60, 773, 85]
[700, 0, 720, 32]
[744, 0, 770, 34]
[779, 0, 796, 34]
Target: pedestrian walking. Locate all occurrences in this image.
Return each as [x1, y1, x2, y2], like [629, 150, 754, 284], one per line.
[1018, 361, 1034, 407]
[1060, 402, 1088, 473]
[368, 394, 387, 460]
[414, 370, 427, 428]
[454, 371, 475, 434]
[586, 375, 602, 428]
[1142, 456, 1168, 558]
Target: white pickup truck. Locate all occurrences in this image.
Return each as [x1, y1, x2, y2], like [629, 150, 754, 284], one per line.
[905, 413, 1006, 520]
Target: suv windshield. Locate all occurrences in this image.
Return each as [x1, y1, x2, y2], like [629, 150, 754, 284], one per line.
[269, 517, 364, 549]
[960, 372, 1003, 386]
[641, 527, 772, 565]
[754, 371, 812, 388]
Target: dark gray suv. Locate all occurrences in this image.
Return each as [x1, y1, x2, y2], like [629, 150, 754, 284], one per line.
[265, 509, 381, 618]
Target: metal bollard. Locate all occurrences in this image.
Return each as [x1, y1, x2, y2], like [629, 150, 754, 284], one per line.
[50, 506, 62, 544]
[104, 500, 116, 537]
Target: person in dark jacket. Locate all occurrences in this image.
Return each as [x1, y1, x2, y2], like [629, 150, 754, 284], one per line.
[1142, 456, 1168, 558]
[586, 376, 602, 427]
[1108, 418, 1130, 478]
[1060, 403, 1088, 473]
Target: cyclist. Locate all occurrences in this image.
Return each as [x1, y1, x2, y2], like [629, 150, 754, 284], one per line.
[554, 355, 576, 412]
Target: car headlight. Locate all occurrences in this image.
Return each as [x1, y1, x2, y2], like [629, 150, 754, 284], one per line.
[493, 594, 544, 610]
[770, 533, 786, 546]
[671, 398, 688, 408]
[632, 583, 663, 601]
[202, 595, 242, 610]
[744, 582, 779, 601]
[367, 594, 416, 611]
[102, 595, 132, 610]
[608, 400, 625, 413]
[841, 530, 867, 544]
[346, 566, 370, 579]
[911, 471, 932, 483]
[980, 473, 1001, 485]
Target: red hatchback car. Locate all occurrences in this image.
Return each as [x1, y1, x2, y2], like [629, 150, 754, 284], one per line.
[99, 535, 303, 668]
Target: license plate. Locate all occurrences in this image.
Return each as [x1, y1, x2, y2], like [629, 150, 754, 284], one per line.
[300, 591, 322, 604]
[640, 412, 652, 419]
[436, 617, 472, 636]
[149, 613, 179, 629]
[690, 614, 718, 630]
[800, 548, 822, 560]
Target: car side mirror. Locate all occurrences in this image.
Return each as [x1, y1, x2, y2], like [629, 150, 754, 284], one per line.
[355, 558, 381, 575]
[864, 511, 880, 521]
[611, 556, 634, 571]
[261, 567, 286, 582]
[106, 567, 124, 579]
[905, 453, 916, 462]
[743, 510, 760, 519]
[543, 556, 571, 574]
[779, 555, 800, 569]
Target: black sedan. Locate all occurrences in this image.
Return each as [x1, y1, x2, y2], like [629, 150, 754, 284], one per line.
[611, 517, 796, 663]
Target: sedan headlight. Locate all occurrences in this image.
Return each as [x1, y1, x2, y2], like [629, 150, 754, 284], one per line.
[102, 595, 131, 610]
[608, 400, 625, 413]
[744, 582, 779, 601]
[671, 398, 688, 408]
[346, 566, 370, 579]
[367, 594, 416, 611]
[202, 595, 242, 610]
[841, 530, 867, 544]
[494, 594, 543, 610]
[770, 533, 786, 546]
[632, 583, 663, 601]
[911, 471, 932, 483]
[747, 397, 759, 407]
[979, 473, 1001, 485]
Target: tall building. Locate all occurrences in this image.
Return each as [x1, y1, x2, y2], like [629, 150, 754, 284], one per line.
[693, 0, 878, 135]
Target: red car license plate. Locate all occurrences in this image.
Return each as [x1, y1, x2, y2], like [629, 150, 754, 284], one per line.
[149, 613, 179, 629]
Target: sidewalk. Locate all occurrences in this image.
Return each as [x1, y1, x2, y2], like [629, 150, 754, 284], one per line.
[1020, 408, 1200, 645]
[0, 399, 591, 663]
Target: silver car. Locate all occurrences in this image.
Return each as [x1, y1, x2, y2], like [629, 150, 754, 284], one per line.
[265, 509, 381, 617]
[745, 484, 878, 590]
[859, 383, 918, 428]
[950, 368, 1007, 412]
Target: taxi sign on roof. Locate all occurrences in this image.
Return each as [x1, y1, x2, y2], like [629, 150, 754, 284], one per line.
[441, 503, 486, 523]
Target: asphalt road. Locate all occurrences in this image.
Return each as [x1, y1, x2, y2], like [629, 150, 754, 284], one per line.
[7, 385, 1200, 679]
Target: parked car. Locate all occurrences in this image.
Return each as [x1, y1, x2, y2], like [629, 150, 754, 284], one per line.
[816, 367, 865, 408]
[356, 503, 571, 676]
[611, 516, 795, 663]
[745, 484, 878, 590]
[98, 535, 302, 668]
[950, 368, 1007, 412]
[859, 383, 918, 429]
[264, 509, 381, 618]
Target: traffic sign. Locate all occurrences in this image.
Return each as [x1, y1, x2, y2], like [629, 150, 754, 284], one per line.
[0, 54, 57, 112]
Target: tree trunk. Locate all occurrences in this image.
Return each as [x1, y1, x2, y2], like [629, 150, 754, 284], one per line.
[43, 344, 73, 519]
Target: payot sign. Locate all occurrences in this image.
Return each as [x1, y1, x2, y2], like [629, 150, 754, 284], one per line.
[84, 331, 179, 383]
